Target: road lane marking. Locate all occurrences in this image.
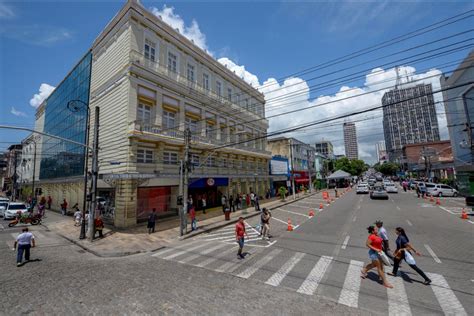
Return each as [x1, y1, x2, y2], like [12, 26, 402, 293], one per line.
[195, 246, 238, 268]
[236, 249, 282, 279]
[338, 260, 363, 308]
[424, 244, 442, 263]
[276, 208, 311, 218]
[177, 243, 227, 264]
[352, 216, 356, 222]
[396, 206, 401, 210]
[265, 252, 305, 287]
[406, 220, 413, 226]
[439, 206, 455, 214]
[163, 242, 209, 260]
[468, 220, 474, 224]
[387, 275, 412, 316]
[151, 240, 201, 258]
[297, 256, 333, 295]
[427, 273, 467, 316]
[270, 216, 290, 225]
[341, 235, 350, 249]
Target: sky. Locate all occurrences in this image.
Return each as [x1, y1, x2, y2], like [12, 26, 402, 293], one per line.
[0, 0, 473, 164]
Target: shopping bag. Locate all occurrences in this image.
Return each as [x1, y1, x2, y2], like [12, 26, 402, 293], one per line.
[404, 251, 416, 265]
[378, 251, 392, 266]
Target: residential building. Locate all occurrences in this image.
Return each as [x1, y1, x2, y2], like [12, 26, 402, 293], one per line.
[382, 83, 440, 163]
[267, 137, 315, 187]
[343, 122, 358, 160]
[402, 141, 454, 180]
[314, 141, 334, 159]
[376, 141, 387, 163]
[34, 0, 270, 227]
[441, 51, 474, 195]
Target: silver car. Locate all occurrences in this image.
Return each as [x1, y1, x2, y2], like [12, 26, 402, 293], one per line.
[370, 186, 389, 200]
[384, 183, 398, 193]
[427, 184, 459, 197]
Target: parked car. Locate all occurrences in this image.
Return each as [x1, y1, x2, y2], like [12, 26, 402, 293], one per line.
[0, 201, 8, 217]
[356, 184, 369, 194]
[384, 183, 398, 193]
[370, 186, 389, 200]
[4, 202, 29, 220]
[427, 184, 459, 197]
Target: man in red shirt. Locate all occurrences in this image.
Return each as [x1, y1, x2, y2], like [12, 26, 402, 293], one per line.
[235, 217, 248, 259]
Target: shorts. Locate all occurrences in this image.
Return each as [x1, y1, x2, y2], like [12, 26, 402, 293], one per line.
[368, 249, 379, 261]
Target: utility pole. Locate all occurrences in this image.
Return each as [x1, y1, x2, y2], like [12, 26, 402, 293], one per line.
[13, 149, 18, 201]
[32, 140, 37, 199]
[88, 106, 100, 241]
[178, 159, 184, 236]
[289, 139, 296, 200]
[182, 128, 191, 234]
[307, 149, 313, 193]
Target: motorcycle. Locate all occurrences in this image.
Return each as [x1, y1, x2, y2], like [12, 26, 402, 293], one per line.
[8, 212, 42, 227]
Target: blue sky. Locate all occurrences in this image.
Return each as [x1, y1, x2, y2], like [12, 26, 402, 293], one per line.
[0, 0, 473, 162]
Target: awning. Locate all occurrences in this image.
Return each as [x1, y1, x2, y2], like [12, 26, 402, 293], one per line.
[295, 178, 309, 184]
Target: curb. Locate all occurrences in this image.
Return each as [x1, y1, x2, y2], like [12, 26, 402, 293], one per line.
[180, 191, 321, 240]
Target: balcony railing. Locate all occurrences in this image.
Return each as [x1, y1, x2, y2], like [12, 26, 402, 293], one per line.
[130, 50, 266, 121]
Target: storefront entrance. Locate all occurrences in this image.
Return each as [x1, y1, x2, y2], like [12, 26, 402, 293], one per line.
[188, 177, 228, 211]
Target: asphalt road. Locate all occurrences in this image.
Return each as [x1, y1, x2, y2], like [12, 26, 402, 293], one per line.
[1, 188, 472, 315]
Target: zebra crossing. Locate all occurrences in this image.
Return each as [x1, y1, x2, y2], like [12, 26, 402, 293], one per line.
[5, 230, 67, 249]
[151, 240, 468, 315]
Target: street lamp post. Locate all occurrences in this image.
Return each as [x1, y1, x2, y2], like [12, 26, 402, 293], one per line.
[67, 100, 90, 240]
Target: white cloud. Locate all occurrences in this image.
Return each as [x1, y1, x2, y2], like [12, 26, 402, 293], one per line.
[218, 57, 261, 87]
[0, 2, 14, 18]
[29, 83, 55, 108]
[0, 25, 72, 46]
[10, 106, 26, 117]
[150, 5, 210, 54]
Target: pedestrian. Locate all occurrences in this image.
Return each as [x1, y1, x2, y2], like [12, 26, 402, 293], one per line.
[13, 227, 36, 267]
[47, 195, 52, 209]
[360, 225, 393, 289]
[221, 195, 227, 213]
[402, 180, 408, 192]
[235, 195, 240, 210]
[229, 195, 235, 212]
[388, 227, 431, 285]
[189, 206, 196, 231]
[201, 196, 207, 214]
[245, 194, 250, 209]
[74, 207, 82, 226]
[250, 192, 255, 207]
[375, 220, 393, 260]
[260, 208, 272, 240]
[254, 194, 260, 212]
[147, 208, 157, 234]
[37, 197, 46, 218]
[235, 217, 248, 259]
[95, 216, 104, 238]
[60, 199, 68, 216]
[187, 195, 193, 212]
[416, 183, 421, 198]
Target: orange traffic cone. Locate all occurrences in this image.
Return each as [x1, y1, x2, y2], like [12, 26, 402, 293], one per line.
[309, 209, 315, 217]
[287, 218, 293, 231]
[319, 203, 323, 210]
[436, 198, 441, 205]
[461, 208, 468, 220]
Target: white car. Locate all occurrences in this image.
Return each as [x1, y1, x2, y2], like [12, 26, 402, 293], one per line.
[427, 184, 459, 197]
[4, 203, 29, 220]
[0, 201, 8, 217]
[384, 183, 398, 193]
[356, 184, 369, 194]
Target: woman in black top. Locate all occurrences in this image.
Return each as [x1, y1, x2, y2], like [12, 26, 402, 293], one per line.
[388, 227, 431, 285]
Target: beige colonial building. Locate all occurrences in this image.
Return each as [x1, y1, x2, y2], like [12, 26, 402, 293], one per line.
[35, 0, 270, 227]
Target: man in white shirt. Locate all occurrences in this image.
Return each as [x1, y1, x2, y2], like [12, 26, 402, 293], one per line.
[375, 220, 393, 260]
[13, 227, 36, 266]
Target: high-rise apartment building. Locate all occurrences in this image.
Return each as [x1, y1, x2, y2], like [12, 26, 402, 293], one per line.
[314, 141, 334, 159]
[375, 141, 387, 163]
[382, 83, 440, 162]
[343, 122, 358, 160]
[33, 0, 270, 227]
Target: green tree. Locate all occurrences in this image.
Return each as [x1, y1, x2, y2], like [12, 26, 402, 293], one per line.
[375, 162, 400, 175]
[334, 158, 367, 176]
[278, 186, 288, 201]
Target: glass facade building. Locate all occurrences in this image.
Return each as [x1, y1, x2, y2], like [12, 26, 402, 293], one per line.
[40, 52, 92, 179]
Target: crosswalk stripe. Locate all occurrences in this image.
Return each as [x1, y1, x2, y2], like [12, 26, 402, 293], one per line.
[387, 275, 412, 316]
[275, 208, 311, 218]
[297, 256, 333, 295]
[236, 249, 282, 279]
[151, 240, 201, 258]
[178, 243, 227, 264]
[163, 242, 209, 261]
[427, 273, 467, 316]
[151, 247, 176, 257]
[195, 246, 238, 268]
[424, 244, 442, 263]
[265, 252, 305, 287]
[338, 260, 364, 308]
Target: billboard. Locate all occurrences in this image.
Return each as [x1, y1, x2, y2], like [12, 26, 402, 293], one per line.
[271, 158, 289, 175]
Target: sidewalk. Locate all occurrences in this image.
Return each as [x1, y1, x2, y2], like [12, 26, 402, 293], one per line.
[44, 191, 321, 257]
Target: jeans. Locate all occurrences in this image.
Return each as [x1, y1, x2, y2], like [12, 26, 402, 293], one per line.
[237, 237, 244, 255]
[392, 255, 430, 281]
[17, 244, 31, 263]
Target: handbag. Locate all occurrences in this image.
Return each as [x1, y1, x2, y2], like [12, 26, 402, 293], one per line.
[404, 251, 416, 265]
[378, 251, 392, 266]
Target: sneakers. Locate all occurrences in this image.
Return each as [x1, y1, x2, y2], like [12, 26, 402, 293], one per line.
[17, 262, 21, 267]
